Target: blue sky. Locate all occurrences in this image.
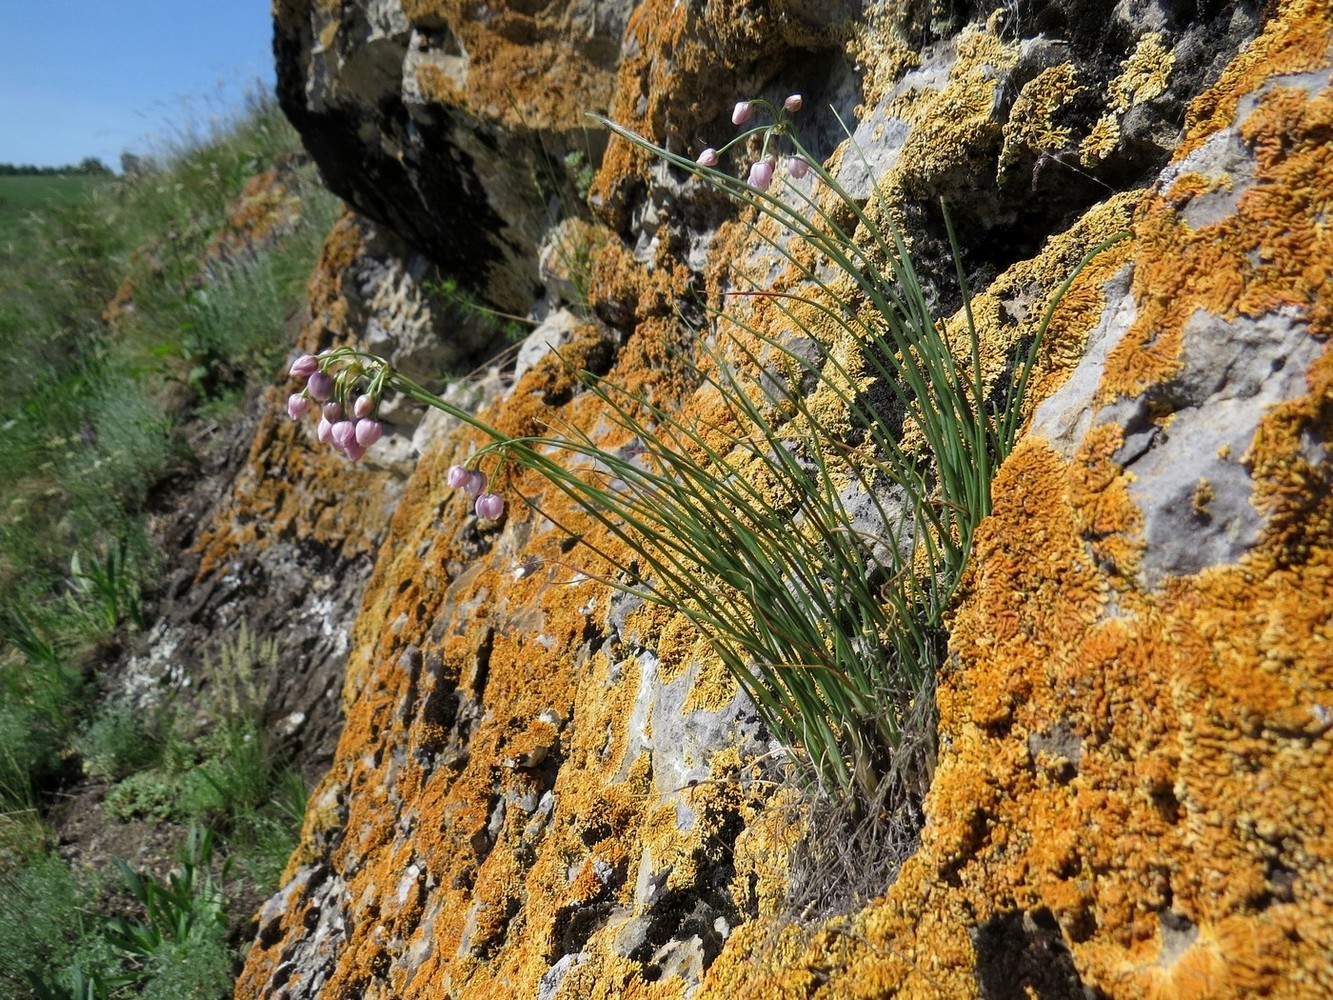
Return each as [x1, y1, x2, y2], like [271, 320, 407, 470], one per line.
[1, 2, 276, 169]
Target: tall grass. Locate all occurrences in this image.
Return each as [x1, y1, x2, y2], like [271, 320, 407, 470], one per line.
[0, 90, 337, 666]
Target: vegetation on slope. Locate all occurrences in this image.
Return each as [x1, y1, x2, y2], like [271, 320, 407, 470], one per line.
[0, 92, 340, 999]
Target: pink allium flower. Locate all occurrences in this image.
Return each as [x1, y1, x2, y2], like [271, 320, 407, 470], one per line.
[731, 101, 754, 125]
[307, 372, 335, 401]
[747, 157, 775, 192]
[353, 393, 375, 419]
[447, 463, 487, 495]
[331, 420, 357, 452]
[287, 393, 311, 421]
[783, 94, 803, 113]
[696, 147, 720, 168]
[322, 401, 342, 421]
[463, 470, 487, 496]
[289, 354, 320, 379]
[316, 417, 335, 444]
[355, 418, 383, 447]
[343, 441, 366, 462]
[474, 493, 505, 520]
[787, 155, 810, 179]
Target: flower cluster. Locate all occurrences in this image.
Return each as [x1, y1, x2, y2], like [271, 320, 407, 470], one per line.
[694, 93, 809, 193]
[447, 463, 505, 521]
[285, 350, 386, 462]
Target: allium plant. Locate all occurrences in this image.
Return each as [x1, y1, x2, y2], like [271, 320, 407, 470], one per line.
[280, 96, 1119, 803]
[565, 97, 1120, 800]
[285, 351, 386, 463]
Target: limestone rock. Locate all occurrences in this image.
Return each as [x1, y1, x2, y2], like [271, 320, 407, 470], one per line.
[233, 1, 1331, 998]
[273, 0, 632, 312]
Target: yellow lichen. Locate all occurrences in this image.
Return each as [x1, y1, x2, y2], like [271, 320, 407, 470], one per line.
[1082, 32, 1175, 165]
[1191, 478, 1215, 516]
[997, 63, 1083, 183]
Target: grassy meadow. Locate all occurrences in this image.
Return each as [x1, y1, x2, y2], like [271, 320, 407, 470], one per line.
[0, 94, 340, 999]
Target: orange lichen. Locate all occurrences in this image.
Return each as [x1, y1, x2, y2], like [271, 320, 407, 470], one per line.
[238, 3, 1332, 999]
[205, 167, 303, 260]
[702, 9, 1330, 1000]
[397, 0, 620, 132]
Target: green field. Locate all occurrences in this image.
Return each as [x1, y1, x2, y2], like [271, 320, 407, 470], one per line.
[0, 174, 110, 264]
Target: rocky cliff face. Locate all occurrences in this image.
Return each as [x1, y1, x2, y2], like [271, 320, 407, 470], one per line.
[222, 1, 1329, 996]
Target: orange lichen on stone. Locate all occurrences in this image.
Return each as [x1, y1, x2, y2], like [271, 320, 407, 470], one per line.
[1180, 0, 1333, 158]
[1102, 68, 1333, 406]
[590, 0, 856, 229]
[691, 5, 1333, 998]
[205, 167, 303, 261]
[400, 0, 616, 132]
[238, 3, 1332, 998]
[948, 191, 1139, 417]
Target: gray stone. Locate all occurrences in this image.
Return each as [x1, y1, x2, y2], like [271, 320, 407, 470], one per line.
[536, 951, 587, 1000]
[1108, 307, 1322, 585]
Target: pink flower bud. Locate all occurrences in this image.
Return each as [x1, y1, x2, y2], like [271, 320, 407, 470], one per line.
[287, 393, 311, 421]
[289, 354, 320, 379]
[787, 155, 810, 179]
[307, 372, 335, 402]
[322, 401, 342, 421]
[447, 464, 472, 489]
[331, 420, 357, 452]
[343, 441, 366, 462]
[355, 418, 383, 447]
[464, 470, 487, 496]
[731, 101, 754, 126]
[696, 147, 719, 168]
[747, 157, 775, 192]
[353, 393, 374, 419]
[783, 94, 803, 113]
[474, 493, 505, 520]
[316, 417, 334, 444]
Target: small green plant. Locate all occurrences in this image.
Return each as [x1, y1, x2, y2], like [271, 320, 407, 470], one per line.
[97, 826, 232, 1000]
[227, 766, 307, 889]
[0, 853, 82, 992]
[100, 626, 305, 896]
[0, 606, 61, 671]
[281, 97, 1120, 805]
[424, 274, 536, 344]
[563, 149, 596, 202]
[105, 826, 226, 957]
[0, 630, 82, 810]
[75, 698, 166, 782]
[67, 540, 144, 632]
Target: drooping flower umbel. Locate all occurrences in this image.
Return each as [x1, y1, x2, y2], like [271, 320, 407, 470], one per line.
[284, 348, 387, 462]
[694, 93, 810, 193]
[747, 157, 776, 192]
